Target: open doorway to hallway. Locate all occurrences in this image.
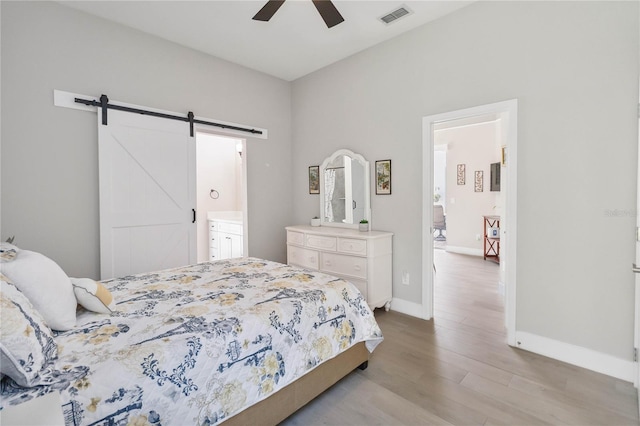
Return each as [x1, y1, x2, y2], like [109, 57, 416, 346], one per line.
[432, 115, 504, 331]
[422, 99, 517, 345]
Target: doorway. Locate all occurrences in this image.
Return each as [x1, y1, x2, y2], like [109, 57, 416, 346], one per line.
[195, 132, 247, 263]
[422, 99, 518, 345]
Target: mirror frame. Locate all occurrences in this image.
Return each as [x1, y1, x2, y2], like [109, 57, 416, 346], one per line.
[319, 149, 371, 229]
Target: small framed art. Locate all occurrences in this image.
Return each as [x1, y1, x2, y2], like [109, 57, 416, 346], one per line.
[475, 170, 484, 192]
[309, 166, 319, 194]
[375, 160, 392, 195]
[457, 164, 466, 185]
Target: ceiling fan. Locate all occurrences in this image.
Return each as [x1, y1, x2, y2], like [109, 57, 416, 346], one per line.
[252, 0, 345, 29]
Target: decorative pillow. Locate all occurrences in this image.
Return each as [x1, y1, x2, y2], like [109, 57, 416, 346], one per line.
[0, 242, 19, 263]
[71, 277, 115, 314]
[1, 250, 76, 331]
[0, 274, 58, 387]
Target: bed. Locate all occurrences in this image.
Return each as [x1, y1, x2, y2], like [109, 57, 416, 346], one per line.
[0, 255, 383, 425]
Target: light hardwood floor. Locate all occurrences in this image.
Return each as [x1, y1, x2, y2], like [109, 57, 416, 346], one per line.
[282, 250, 639, 425]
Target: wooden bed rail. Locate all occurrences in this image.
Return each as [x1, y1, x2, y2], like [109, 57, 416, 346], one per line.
[222, 341, 369, 425]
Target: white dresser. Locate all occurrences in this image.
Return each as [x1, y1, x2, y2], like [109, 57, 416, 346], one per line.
[285, 225, 393, 311]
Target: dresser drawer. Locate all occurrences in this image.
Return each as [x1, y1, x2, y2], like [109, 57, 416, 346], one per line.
[287, 245, 319, 270]
[218, 222, 242, 235]
[338, 238, 367, 256]
[321, 252, 367, 279]
[306, 235, 336, 251]
[209, 221, 218, 232]
[287, 230, 304, 246]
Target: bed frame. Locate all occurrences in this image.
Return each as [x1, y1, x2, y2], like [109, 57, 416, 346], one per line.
[222, 341, 369, 425]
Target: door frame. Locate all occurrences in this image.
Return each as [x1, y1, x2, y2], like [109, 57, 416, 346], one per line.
[634, 77, 640, 394]
[422, 99, 518, 345]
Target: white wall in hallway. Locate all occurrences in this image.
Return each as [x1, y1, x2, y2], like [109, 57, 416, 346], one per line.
[436, 120, 500, 253]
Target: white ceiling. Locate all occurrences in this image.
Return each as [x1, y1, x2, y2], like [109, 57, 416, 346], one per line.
[59, 0, 474, 81]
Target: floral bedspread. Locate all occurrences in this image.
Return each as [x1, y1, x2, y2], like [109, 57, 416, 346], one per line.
[1, 258, 383, 425]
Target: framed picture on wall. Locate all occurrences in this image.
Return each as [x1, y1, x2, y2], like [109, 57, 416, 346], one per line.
[475, 170, 484, 192]
[375, 160, 392, 195]
[309, 166, 320, 194]
[457, 164, 466, 185]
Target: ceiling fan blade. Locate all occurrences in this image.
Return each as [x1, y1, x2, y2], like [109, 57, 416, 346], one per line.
[311, 0, 344, 28]
[253, 0, 286, 22]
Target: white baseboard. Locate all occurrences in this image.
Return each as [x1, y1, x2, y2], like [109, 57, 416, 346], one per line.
[444, 246, 483, 257]
[515, 331, 635, 382]
[389, 297, 427, 319]
[387, 301, 635, 382]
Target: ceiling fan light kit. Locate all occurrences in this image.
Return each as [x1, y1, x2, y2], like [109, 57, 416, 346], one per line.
[253, 0, 344, 28]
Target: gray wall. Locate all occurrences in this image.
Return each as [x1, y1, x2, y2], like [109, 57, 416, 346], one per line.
[1, 1, 292, 278]
[292, 1, 639, 360]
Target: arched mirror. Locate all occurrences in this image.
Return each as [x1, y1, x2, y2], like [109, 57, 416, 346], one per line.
[320, 149, 371, 228]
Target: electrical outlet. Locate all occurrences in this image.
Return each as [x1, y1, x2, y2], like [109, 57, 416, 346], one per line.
[402, 270, 410, 285]
[476, 234, 481, 241]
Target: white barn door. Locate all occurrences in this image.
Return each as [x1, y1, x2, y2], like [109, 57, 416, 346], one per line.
[98, 109, 196, 279]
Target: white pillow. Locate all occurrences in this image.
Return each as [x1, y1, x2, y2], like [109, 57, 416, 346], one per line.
[71, 277, 115, 314]
[1, 250, 76, 331]
[0, 242, 20, 263]
[0, 274, 58, 387]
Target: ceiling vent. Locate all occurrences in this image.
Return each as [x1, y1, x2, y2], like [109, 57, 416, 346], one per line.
[379, 5, 412, 25]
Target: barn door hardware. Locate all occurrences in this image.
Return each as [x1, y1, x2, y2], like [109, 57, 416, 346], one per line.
[74, 94, 263, 137]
